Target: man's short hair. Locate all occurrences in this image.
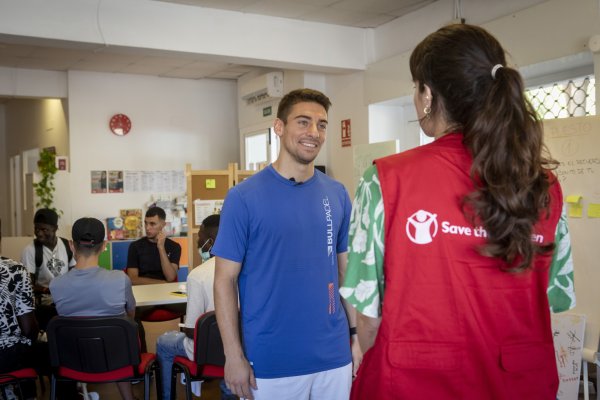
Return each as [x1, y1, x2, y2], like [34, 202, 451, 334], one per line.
[276, 88, 332, 123]
[34, 208, 59, 226]
[202, 214, 220, 229]
[145, 206, 166, 220]
[72, 217, 105, 255]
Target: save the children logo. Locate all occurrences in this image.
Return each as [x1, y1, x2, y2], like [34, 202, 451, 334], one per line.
[406, 210, 438, 244]
[405, 209, 544, 245]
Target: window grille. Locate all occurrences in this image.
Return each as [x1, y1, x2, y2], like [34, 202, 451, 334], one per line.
[526, 75, 596, 119]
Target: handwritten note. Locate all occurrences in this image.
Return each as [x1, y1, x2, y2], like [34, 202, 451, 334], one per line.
[552, 313, 586, 400]
[588, 204, 600, 218]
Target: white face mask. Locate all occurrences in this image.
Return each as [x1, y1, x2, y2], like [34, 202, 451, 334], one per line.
[199, 248, 211, 263]
[198, 238, 212, 263]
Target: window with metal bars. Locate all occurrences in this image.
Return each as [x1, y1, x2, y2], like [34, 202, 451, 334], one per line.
[526, 75, 596, 119]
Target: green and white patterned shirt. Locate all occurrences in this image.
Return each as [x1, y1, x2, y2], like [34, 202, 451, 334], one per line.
[340, 165, 576, 318]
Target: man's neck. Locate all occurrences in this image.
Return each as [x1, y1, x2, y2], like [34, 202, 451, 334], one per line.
[42, 237, 58, 250]
[146, 236, 158, 243]
[272, 157, 314, 183]
[75, 257, 99, 270]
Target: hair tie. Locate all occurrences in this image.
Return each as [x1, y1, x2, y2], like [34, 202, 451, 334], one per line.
[491, 64, 503, 80]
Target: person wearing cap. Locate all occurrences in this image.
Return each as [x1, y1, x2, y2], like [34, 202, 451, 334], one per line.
[50, 217, 137, 400]
[21, 208, 75, 303]
[21, 208, 76, 330]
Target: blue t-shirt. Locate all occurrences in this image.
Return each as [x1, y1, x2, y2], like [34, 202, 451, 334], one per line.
[50, 266, 136, 317]
[212, 165, 352, 378]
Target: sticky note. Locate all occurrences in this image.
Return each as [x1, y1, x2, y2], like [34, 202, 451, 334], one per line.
[205, 179, 216, 189]
[588, 203, 600, 218]
[566, 195, 582, 204]
[569, 203, 583, 218]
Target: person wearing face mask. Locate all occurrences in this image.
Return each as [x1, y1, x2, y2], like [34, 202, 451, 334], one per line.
[156, 214, 234, 399]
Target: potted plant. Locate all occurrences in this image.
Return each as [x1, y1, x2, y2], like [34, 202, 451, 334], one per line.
[33, 148, 60, 214]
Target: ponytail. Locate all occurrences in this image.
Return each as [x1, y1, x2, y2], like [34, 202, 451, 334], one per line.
[463, 66, 557, 271]
[410, 24, 558, 271]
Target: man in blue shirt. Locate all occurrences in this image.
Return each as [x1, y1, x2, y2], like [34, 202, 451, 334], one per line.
[213, 88, 362, 400]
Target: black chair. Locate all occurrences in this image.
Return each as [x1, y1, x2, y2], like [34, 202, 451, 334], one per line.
[0, 368, 37, 399]
[171, 311, 226, 400]
[46, 316, 160, 400]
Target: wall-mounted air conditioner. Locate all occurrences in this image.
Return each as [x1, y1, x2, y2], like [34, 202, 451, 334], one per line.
[240, 71, 284, 105]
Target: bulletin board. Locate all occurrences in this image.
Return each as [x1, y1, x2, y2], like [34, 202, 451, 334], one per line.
[543, 115, 600, 363]
[185, 163, 256, 268]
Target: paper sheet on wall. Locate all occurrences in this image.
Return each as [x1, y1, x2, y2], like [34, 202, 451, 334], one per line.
[551, 313, 586, 400]
[193, 199, 224, 226]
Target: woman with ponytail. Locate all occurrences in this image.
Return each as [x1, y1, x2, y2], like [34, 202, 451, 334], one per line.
[341, 24, 574, 399]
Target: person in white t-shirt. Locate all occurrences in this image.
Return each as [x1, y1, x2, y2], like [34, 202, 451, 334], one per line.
[156, 214, 233, 399]
[20, 208, 75, 329]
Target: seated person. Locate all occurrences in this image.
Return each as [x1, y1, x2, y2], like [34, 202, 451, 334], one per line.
[50, 217, 136, 400]
[20, 208, 75, 329]
[0, 218, 38, 400]
[156, 215, 234, 400]
[126, 206, 180, 285]
[126, 206, 183, 352]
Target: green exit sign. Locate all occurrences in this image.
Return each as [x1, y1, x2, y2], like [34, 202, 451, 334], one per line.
[263, 106, 272, 117]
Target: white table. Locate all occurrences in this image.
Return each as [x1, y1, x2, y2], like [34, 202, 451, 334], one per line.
[132, 282, 187, 307]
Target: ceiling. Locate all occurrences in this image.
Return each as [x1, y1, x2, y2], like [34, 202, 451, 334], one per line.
[0, 0, 436, 81]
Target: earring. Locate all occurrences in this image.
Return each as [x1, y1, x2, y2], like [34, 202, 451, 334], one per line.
[424, 105, 431, 118]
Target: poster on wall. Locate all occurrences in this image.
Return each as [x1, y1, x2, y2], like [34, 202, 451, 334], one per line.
[91, 170, 107, 193]
[120, 209, 143, 239]
[193, 199, 224, 226]
[108, 170, 124, 193]
[55, 156, 68, 171]
[341, 119, 352, 147]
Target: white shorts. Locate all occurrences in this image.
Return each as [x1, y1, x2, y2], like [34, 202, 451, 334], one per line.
[248, 363, 352, 400]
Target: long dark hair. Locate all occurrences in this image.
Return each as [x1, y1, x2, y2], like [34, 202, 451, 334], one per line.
[409, 24, 557, 271]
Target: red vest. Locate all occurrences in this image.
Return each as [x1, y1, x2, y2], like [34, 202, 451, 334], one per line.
[351, 133, 561, 400]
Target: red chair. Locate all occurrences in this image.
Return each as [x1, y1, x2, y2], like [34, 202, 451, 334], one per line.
[46, 316, 160, 400]
[171, 311, 226, 400]
[0, 368, 37, 399]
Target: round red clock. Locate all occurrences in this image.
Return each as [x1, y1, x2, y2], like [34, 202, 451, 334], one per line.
[109, 114, 132, 136]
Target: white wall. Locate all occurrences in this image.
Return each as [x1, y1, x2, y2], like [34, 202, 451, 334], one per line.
[368, 104, 403, 144]
[66, 71, 239, 229]
[325, 71, 369, 196]
[0, 67, 67, 98]
[370, 0, 546, 63]
[365, 0, 600, 104]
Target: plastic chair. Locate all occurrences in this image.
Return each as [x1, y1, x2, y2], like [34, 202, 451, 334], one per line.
[171, 311, 226, 400]
[0, 368, 37, 399]
[46, 316, 161, 400]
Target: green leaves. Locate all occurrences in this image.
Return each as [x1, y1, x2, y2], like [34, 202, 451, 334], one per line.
[33, 148, 61, 215]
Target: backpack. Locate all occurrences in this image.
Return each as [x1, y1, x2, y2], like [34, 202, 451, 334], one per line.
[33, 237, 73, 285]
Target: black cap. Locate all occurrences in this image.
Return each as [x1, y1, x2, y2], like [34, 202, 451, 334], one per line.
[72, 218, 105, 247]
[34, 208, 58, 226]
